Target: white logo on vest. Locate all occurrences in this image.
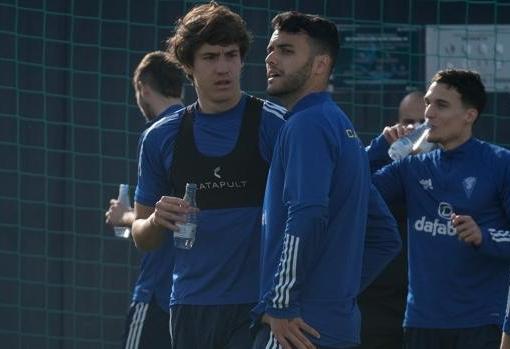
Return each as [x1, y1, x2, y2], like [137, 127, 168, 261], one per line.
[197, 167, 249, 191]
[214, 166, 221, 179]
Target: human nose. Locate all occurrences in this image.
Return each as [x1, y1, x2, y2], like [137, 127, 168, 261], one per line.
[265, 51, 275, 66]
[424, 104, 435, 120]
[216, 56, 229, 74]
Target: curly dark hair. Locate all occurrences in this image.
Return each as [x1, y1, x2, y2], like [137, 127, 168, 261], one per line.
[166, 1, 252, 79]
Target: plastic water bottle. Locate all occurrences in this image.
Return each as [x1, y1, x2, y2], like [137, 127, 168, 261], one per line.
[388, 121, 435, 161]
[174, 183, 198, 249]
[113, 184, 131, 238]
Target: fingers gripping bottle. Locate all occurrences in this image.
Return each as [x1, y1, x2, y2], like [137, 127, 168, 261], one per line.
[388, 121, 436, 161]
[174, 183, 198, 249]
[114, 184, 131, 238]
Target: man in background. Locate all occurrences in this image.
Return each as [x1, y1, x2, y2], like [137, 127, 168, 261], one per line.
[358, 90, 425, 349]
[398, 91, 425, 126]
[105, 50, 183, 349]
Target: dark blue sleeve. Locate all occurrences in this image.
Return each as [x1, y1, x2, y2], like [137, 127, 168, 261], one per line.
[366, 134, 392, 173]
[134, 123, 177, 206]
[477, 227, 510, 261]
[359, 184, 401, 291]
[372, 160, 406, 205]
[477, 154, 510, 260]
[264, 116, 333, 319]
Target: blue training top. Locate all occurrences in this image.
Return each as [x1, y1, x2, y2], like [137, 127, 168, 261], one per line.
[371, 136, 510, 328]
[253, 92, 400, 348]
[135, 94, 285, 306]
[132, 104, 183, 312]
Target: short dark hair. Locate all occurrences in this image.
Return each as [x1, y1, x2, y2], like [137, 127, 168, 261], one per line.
[430, 69, 486, 116]
[167, 1, 251, 76]
[271, 11, 339, 70]
[133, 51, 183, 98]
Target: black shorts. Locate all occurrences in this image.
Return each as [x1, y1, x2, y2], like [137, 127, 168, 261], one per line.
[169, 303, 255, 349]
[403, 325, 501, 349]
[122, 297, 171, 349]
[356, 331, 403, 349]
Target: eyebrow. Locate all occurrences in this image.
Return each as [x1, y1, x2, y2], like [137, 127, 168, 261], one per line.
[200, 48, 239, 56]
[424, 96, 449, 104]
[224, 48, 240, 55]
[267, 43, 294, 51]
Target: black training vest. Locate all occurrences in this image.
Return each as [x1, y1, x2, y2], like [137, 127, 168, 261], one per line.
[171, 96, 269, 209]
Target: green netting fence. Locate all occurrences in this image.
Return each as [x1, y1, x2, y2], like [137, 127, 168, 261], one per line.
[1, 0, 509, 347]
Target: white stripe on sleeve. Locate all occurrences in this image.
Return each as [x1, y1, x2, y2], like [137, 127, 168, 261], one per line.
[272, 234, 300, 309]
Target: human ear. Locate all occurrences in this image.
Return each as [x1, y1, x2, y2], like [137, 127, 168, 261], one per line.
[465, 108, 478, 124]
[314, 54, 331, 76]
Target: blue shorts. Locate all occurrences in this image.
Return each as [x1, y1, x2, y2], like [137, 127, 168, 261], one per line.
[122, 297, 171, 349]
[403, 325, 501, 349]
[169, 303, 254, 349]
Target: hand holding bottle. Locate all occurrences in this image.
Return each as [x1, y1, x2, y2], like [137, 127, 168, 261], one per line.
[387, 121, 436, 160]
[146, 184, 199, 249]
[382, 123, 414, 144]
[151, 196, 194, 231]
[105, 198, 133, 226]
[110, 184, 132, 238]
[174, 183, 198, 250]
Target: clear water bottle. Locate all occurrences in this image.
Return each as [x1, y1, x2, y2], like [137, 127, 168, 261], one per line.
[174, 183, 198, 249]
[388, 121, 435, 161]
[114, 184, 131, 238]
